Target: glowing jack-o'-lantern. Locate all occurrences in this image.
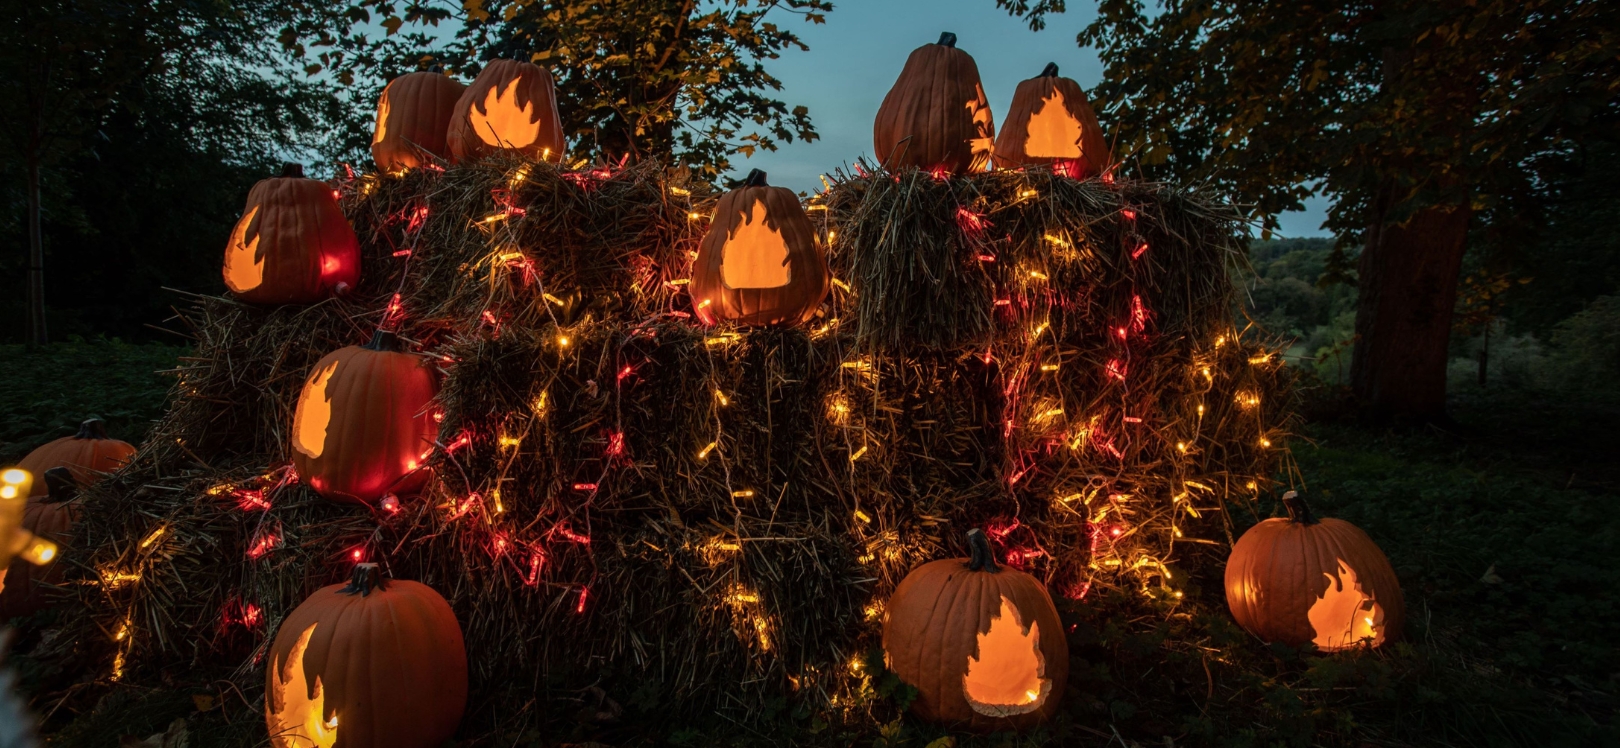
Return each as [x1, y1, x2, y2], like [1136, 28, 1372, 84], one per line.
[16, 418, 135, 495]
[290, 330, 440, 504]
[993, 63, 1111, 176]
[1225, 491, 1405, 651]
[372, 69, 466, 171]
[223, 164, 361, 305]
[874, 32, 996, 175]
[689, 170, 829, 326]
[882, 529, 1068, 731]
[0, 468, 76, 618]
[265, 564, 467, 748]
[446, 59, 565, 163]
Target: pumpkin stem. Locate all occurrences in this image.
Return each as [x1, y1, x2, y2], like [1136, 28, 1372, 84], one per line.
[1040, 62, 1060, 78]
[742, 169, 769, 188]
[340, 563, 389, 597]
[363, 329, 404, 353]
[74, 418, 109, 440]
[965, 528, 999, 573]
[42, 467, 76, 504]
[1280, 491, 1319, 525]
[936, 32, 957, 48]
[280, 163, 304, 179]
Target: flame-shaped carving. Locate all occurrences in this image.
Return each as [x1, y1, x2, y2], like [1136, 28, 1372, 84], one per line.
[224, 205, 265, 293]
[1308, 559, 1386, 651]
[968, 82, 995, 172]
[268, 623, 338, 748]
[1023, 89, 1083, 159]
[373, 87, 391, 144]
[293, 360, 341, 459]
[963, 596, 1049, 717]
[468, 78, 539, 149]
[720, 201, 792, 289]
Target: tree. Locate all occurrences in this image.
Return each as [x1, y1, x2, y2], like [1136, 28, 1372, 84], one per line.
[997, 0, 1620, 421]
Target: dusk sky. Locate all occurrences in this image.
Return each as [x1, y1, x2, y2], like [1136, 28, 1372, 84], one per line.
[735, 0, 1331, 237]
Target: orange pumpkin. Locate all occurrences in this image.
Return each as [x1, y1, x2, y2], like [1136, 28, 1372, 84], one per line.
[882, 529, 1068, 731]
[265, 563, 467, 748]
[446, 59, 566, 164]
[0, 468, 77, 618]
[17, 418, 135, 496]
[223, 164, 361, 305]
[372, 69, 466, 171]
[873, 32, 996, 175]
[1225, 491, 1405, 651]
[992, 63, 1111, 176]
[291, 330, 440, 504]
[690, 170, 829, 326]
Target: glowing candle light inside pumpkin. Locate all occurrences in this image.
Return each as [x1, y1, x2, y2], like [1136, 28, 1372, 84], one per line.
[372, 89, 390, 144]
[963, 596, 1050, 717]
[1022, 89, 1084, 159]
[1307, 559, 1386, 651]
[468, 78, 540, 149]
[719, 201, 792, 289]
[292, 359, 341, 459]
[224, 205, 265, 293]
[268, 623, 338, 748]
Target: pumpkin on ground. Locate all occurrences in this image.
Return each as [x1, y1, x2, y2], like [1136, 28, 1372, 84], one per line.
[446, 59, 566, 164]
[265, 563, 467, 748]
[882, 529, 1068, 731]
[1225, 491, 1405, 651]
[373, 69, 466, 171]
[16, 418, 135, 496]
[992, 62, 1111, 176]
[689, 170, 829, 326]
[223, 163, 361, 305]
[873, 32, 996, 175]
[0, 469, 76, 618]
[290, 330, 440, 504]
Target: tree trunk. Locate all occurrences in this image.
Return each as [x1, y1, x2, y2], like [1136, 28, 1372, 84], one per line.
[1349, 199, 1472, 422]
[25, 152, 47, 346]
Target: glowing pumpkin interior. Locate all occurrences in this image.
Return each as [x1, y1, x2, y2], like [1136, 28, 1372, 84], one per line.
[719, 201, 792, 290]
[224, 205, 264, 293]
[1308, 558, 1386, 651]
[469, 78, 539, 149]
[373, 88, 391, 144]
[293, 360, 341, 460]
[1023, 89, 1084, 159]
[963, 596, 1050, 717]
[269, 623, 338, 748]
[967, 83, 995, 171]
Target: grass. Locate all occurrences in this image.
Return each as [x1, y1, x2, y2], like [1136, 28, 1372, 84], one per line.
[4, 347, 1616, 747]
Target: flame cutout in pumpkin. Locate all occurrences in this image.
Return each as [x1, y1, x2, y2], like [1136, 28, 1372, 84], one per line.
[719, 200, 792, 289]
[968, 83, 996, 172]
[1308, 559, 1386, 651]
[293, 360, 341, 460]
[963, 596, 1050, 717]
[224, 205, 265, 293]
[373, 87, 391, 144]
[1023, 89, 1084, 159]
[468, 78, 539, 149]
[268, 623, 339, 748]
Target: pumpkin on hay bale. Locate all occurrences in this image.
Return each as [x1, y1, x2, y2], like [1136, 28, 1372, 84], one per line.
[373, 69, 466, 171]
[36, 150, 1294, 737]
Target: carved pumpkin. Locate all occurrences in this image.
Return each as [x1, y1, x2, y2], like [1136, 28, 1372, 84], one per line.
[372, 70, 466, 171]
[265, 564, 467, 748]
[689, 170, 829, 326]
[223, 164, 361, 305]
[291, 330, 440, 504]
[0, 469, 76, 618]
[873, 32, 996, 175]
[992, 63, 1111, 176]
[882, 529, 1068, 731]
[16, 418, 134, 496]
[446, 59, 565, 164]
[1225, 491, 1405, 651]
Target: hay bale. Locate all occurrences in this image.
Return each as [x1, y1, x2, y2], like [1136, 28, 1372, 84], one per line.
[41, 156, 1295, 729]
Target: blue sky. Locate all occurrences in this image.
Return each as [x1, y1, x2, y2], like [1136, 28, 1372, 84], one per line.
[732, 0, 1330, 237]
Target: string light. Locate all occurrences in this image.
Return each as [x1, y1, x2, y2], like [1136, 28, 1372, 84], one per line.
[849, 445, 868, 462]
[139, 525, 167, 550]
[697, 441, 718, 460]
[730, 489, 755, 498]
[713, 390, 730, 406]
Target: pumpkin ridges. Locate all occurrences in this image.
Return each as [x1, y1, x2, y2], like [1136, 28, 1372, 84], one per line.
[228, 171, 360, 305]
[373, 71, 465, 170]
